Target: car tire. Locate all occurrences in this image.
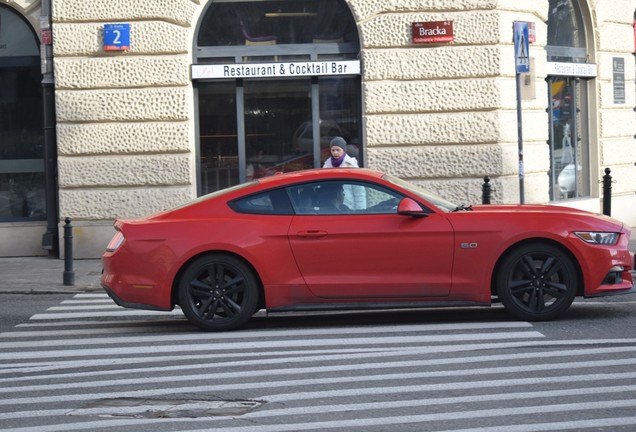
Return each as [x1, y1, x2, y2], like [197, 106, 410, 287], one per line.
[178, 254, 259, 331]
[496, 243, 578, 321]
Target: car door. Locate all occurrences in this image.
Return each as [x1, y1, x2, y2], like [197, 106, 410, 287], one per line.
[286, 180, 454, 299]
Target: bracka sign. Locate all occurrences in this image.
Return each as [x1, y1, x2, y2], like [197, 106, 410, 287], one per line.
[412, 21, 454, 44]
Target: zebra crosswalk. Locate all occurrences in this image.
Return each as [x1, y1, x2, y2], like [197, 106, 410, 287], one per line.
[1, 293, 636, 431]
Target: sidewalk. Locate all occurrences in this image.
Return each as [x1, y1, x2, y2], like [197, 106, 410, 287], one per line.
[0, 257, 103, 294]
[0, 238, 635, 294]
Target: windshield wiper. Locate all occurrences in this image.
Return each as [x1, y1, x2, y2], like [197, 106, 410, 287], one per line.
[452, 204, 473, 212]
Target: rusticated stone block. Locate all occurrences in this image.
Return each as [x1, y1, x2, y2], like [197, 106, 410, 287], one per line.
[55, 87, 191, 122]
[59, 187, 194, 220]
[53, 22, 191, 56]
[599, 110, 635, 139]
[57, 122, 191, 155]
[52, 0, 198, 26]
[364, 79, 501, 113]
[58, 154, 192, 188]
[366, 144, 507, 178]
[54, 56, 190, 89]
[365, 112, 501, 146]
[600, 138, 636, 167]
[363, 46, 502, 80]
[348, 0, 498, 21]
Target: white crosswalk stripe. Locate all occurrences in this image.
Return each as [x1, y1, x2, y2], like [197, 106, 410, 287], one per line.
[1, 293, 635, 432]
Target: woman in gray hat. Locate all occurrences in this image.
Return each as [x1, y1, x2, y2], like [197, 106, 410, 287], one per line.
[322, 136, 366, 210]
[322, 136, 359, 168]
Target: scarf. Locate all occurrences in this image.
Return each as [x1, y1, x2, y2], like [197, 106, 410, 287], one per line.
[330, 154, 346, 167]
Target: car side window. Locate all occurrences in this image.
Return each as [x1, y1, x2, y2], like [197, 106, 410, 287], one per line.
[228, 188, 293, 215]
[287, 181, 405, 215]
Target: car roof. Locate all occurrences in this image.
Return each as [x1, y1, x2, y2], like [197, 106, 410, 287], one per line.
[255, 168, 384, 187]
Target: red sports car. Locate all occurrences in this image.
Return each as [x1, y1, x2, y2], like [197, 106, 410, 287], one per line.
[101, 168, 635, 331]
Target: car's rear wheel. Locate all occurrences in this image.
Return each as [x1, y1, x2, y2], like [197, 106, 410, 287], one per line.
[496, 243, 578, 321]
[178, 254, 259, 331]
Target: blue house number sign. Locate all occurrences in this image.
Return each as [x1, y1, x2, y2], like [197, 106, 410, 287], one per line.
[104, 24, 130, 51]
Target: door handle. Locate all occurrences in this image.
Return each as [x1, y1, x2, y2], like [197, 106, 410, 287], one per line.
[296, 230, 328, 238]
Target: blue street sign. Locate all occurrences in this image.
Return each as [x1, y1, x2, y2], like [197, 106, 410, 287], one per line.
[104, 23, 130, 51]
[513, 21, 529, 73]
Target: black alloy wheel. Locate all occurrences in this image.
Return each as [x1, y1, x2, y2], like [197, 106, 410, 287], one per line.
[178, 254, 259, 331]
[496, 243, 578, 321]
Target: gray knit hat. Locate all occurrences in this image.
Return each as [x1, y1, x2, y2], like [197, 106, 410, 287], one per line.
[329, 136, 347, 151]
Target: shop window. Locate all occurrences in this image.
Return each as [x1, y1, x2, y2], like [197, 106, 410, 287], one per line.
[194, 0, 361, 195]
[0, 5, 45, 221]
[198, 0, 357, 48]
[546, 0, 591, 201]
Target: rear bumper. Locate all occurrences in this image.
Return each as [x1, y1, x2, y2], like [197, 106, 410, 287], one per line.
[101, 250, 174, 311]
[102, 283, 171, 311]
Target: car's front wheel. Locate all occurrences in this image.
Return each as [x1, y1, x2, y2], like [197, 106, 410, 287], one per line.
[178, 254, 259, 331]
[496, 243, 578, 321]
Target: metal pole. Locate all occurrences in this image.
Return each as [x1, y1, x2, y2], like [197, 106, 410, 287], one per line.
[602, 168, 612, 216]
[516, 72, 525, 204]
[63, 217, 75, 286]
[571, 78, 579, 198]
[40, 0, 59, 258]
[546, 77, 556, 200]
[482, 176, 491, 204]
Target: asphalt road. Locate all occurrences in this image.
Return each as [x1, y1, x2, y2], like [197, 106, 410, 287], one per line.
[1, 292, 636, 431]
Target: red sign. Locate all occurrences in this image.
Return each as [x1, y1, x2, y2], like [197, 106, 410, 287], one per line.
[513, 21, 535, 43]
[412, 21, 454, 44]
[527, 21, 536, 43]
[41, 29, 52, 45]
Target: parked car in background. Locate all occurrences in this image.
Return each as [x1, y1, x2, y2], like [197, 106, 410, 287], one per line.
[102, 168, 635, 331]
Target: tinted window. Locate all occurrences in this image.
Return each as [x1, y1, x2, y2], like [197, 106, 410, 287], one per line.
[287, 180, 406, 215]
[229, 188, 293, 214]
[198, 0, 357, 47]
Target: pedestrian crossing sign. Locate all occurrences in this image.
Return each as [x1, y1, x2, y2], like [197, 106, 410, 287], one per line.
[513, 21, 530, 73]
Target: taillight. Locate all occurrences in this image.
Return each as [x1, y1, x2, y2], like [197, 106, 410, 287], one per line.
[106, 231, 125, 252]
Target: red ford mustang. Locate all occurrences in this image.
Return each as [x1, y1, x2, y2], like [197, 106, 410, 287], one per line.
[101, 168, 635, 331]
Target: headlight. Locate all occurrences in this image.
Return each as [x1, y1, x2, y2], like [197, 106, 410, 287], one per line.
[106, 231, 125, 252]
[574, 231, 619, 245]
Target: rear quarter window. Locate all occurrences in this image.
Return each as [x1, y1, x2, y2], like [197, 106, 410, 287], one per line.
[228, 188, 293, 215]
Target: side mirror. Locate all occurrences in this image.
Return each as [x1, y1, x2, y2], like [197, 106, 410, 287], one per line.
[397, 198, 428, 218]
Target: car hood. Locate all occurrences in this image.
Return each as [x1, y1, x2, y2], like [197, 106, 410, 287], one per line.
[470, 204, 625, 229]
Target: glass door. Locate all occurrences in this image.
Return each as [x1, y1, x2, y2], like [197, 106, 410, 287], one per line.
[244, 79, 313, 179]
[197, 75, 363, 194]
[319, 76, 362, 165]
[198, 81, 238, 195]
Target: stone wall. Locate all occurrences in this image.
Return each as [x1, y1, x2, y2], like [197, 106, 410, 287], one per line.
[52, 0, 198, 223]
[50, 0, 199, 255]
[594, 0, 636, 199]
[45, 0, 636, 257]
[354, 0, 550, 205]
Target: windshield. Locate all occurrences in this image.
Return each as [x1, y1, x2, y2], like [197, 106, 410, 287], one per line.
[383, 174, 458, 212]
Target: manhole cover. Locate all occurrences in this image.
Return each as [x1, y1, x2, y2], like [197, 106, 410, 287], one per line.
[69, 398, 263, 418]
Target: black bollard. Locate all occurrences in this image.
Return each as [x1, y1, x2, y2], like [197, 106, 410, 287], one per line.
[63, 217, 75, 286]
[482, 176, 491, 204]
[602, 168, 612, 217]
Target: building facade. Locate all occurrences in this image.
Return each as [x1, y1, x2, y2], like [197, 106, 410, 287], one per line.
[1, 0, 635, 258]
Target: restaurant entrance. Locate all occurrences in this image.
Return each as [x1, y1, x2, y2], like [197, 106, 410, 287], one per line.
[194, 0, 361, 195]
